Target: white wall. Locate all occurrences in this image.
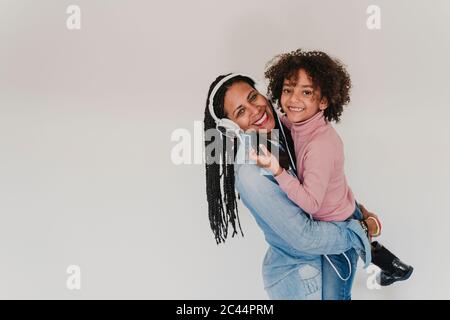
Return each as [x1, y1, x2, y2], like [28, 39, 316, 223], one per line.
[0, 0, 449, 299]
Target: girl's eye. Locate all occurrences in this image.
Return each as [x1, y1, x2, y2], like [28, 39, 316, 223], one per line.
[237, 109, 245, 117]
[282, 88, 291, 94]
[249, 93, 257, 101]
[303, 90, 313, 96]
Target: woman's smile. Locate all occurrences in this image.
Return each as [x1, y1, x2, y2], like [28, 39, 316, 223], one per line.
[223, 81, 276, 132]
[253, 111, 269, 127]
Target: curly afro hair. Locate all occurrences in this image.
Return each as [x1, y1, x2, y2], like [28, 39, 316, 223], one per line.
[265, 49, 351, 123]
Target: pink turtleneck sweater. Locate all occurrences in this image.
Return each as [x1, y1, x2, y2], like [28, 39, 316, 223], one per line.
[275, 111, 355, 222]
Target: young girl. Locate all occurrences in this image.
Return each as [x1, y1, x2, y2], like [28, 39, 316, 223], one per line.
[250, 49, 413, 286]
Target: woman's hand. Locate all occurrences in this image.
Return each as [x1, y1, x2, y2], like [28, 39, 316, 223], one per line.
[359, 203, 382, 237]
[249, 144, 283, 177]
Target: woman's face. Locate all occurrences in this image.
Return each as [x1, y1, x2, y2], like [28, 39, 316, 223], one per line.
[223, 81, 275, 132]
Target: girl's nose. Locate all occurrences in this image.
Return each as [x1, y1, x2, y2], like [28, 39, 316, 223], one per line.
[289, 89, 302, 103]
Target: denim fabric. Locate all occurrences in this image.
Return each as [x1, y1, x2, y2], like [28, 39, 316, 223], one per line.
[321, 206, 364, 300]
[234, 135, 371, 299]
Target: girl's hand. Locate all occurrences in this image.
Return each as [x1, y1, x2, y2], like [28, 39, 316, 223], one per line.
[249, 144, 283, 176]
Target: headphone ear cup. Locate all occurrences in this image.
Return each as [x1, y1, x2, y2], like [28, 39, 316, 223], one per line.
[276, 100, 285, 114]
[217, 118, 241, 137]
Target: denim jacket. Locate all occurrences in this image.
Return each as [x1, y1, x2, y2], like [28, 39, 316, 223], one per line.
[233, 133, 371, 287]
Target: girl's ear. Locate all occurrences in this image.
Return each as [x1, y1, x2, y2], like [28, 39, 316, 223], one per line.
[319, 96, 328, 110]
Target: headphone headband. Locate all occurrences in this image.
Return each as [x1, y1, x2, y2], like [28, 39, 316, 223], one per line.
[206, 74, 296, 172]
[208, 73, 251, 123]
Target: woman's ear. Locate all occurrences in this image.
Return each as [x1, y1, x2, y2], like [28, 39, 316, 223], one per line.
[319, 96, 328, 110]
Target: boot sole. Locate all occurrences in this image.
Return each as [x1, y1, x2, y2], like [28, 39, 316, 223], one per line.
[380, 266, 414, 286]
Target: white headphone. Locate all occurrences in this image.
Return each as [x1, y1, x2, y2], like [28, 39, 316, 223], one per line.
[208, 73, 249, 140]
[208, 73, 296, 168]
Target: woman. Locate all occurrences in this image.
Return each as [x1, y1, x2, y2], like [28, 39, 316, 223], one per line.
[203, 73, 375, 299]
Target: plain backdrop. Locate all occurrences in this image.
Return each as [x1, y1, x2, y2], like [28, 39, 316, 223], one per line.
[0, 0, 449, 299]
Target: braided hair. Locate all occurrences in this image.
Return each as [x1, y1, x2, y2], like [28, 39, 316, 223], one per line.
[204, 74, 296, 244]
[204, 74, 251, 244]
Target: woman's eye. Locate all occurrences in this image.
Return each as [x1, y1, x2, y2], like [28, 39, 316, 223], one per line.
[249, 93, 257, 101]
[282, 88, 291, 94]
[303, 90, 313, 96]
[237, 109, 245, 117]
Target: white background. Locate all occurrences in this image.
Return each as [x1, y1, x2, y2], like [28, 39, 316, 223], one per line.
[0, 0, 449, 299]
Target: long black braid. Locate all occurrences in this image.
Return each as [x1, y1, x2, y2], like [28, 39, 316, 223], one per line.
[204, 74, 295, 244]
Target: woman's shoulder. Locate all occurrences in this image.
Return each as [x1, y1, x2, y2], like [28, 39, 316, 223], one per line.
[235, 163, 273, 190]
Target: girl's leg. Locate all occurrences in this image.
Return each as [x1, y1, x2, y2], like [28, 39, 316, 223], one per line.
[321, 248, 359, 300]
[321, 203, 364, 300]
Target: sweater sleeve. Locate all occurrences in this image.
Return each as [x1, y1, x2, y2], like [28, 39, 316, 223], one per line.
[235, 163, 369, 258]
[274, 139, 335, 215]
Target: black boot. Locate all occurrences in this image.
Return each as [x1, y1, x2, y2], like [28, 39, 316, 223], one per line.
[371, 241, 414, 286]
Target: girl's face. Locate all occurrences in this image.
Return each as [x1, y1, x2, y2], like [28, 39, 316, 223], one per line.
[223, 81, 275, 132]
[280, 68, 328, 123]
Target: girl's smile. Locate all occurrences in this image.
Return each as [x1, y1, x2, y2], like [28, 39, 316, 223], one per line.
[281, 69, 328, 123]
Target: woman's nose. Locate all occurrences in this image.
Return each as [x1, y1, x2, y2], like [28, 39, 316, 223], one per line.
[248, 104, 260, 115]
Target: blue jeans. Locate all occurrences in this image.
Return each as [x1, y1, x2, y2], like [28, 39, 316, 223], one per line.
[264, 252, 323, 300]
[322, 248, 359, 300]
[321, 205, 363, 300]
[234, 163, 371, 300]
[264, 206, 363, 300]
